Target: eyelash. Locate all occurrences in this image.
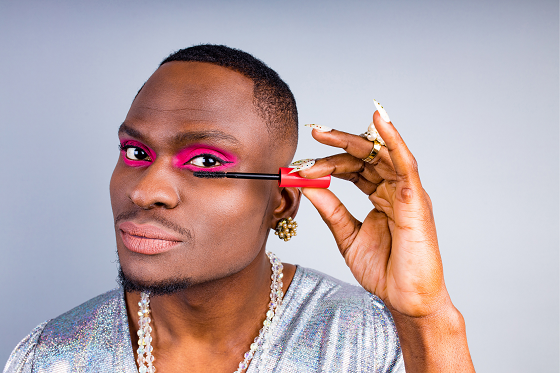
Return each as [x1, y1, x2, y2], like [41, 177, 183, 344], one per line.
[119, 143, 152, 162]
[186, 153, 232, 167]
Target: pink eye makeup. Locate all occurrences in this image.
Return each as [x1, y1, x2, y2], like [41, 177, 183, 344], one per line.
[174, 144, 237, 172]
[119, 140, 156, 167]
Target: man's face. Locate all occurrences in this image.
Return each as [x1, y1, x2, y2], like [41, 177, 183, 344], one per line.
[110, 62, 288, 290]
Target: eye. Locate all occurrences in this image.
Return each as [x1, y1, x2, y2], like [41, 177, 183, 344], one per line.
[121, 145, 152, 162]
[188, 154, 223, 168]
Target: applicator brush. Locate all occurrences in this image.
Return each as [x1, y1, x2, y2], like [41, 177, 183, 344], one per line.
[193, 167, 331, 188]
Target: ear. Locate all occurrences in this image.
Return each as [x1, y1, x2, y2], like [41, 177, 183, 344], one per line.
[271, 187, 301, 229]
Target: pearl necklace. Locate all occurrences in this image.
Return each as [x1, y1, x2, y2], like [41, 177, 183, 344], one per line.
[136, 251, 285, 373]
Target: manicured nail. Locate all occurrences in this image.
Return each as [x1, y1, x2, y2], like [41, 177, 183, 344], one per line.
[288, 159, 315, 174]
[373, 99, 391, 123]
[289, 158, 315, 167]
[305, 123, 332, 132]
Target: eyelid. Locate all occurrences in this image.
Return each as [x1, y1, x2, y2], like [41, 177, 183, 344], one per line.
[119, 139, 156, 164]
[120, 140, 152, 153]
[185, 153, 230, 165]
[174, 145, 237, 171]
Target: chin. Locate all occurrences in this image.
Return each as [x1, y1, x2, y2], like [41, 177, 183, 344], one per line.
[117, 266, 194, 297]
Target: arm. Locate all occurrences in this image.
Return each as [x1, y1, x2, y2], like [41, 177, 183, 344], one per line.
[390, 300, 473, 372]
[3, 321, 48, 373]
[299, 106, 475, 372]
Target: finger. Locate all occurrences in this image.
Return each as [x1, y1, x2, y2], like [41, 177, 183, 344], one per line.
[367, 147, 397, 182]
[299, 153, 383, 184]
[301, 187, 361, 254]
[309, 128, 386, 164]
[309, 129, 397, 182]
[370, 110, 422, 189]
[369, 182, 396, 221]
[333, 172, 379, 195]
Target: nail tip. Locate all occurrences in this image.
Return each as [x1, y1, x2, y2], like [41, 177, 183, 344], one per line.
[288, 159, 315, 173]
[289, 158, 314, 167]
[304, 123, 332, 132]
[373, 98, 391, 123]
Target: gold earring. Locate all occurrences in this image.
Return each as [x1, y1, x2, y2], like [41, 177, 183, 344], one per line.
[274, 217, 298, 241]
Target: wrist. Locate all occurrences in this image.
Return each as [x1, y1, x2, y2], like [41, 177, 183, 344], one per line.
[389, 299, 475, 372]
[390, 297, 466, 337]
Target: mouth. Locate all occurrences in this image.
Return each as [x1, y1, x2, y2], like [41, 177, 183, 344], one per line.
[119, 221, 182, 255]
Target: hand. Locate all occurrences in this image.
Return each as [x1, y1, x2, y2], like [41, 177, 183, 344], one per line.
[299, 110, 449, 318]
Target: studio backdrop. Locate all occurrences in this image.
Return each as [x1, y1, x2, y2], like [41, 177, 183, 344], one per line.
[0, 0, 558, 371]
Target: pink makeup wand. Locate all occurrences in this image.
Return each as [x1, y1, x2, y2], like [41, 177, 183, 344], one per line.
[193, 167, 331, 188]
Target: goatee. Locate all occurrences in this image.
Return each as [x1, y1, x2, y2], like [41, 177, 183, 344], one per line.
[117, 266, 193, 297]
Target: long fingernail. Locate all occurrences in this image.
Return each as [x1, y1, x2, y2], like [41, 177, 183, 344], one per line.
[289, 158, 315, 167]
[305, 123, 332, 132]
[373, 99, 391, 123]
[288, 159, 315, 174]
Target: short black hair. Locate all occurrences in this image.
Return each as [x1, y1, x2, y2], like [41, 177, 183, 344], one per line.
[159, 44, 298, 148]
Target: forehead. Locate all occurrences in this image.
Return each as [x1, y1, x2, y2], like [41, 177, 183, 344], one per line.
[135, 61, 255, 115]
[124, 61, 270, 154]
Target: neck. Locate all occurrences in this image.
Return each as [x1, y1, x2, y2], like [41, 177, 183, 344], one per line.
[125, 249, 296, 362]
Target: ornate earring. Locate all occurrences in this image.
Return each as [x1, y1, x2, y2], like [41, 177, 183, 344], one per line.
[274, 217, 298, 241]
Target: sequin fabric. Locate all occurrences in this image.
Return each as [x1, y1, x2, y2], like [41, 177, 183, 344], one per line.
[4, 267, 404, 372]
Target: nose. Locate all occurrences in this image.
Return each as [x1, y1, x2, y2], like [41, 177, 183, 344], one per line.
[129, 160, 180, 210]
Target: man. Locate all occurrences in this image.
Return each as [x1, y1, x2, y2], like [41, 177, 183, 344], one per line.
[4, 45, 475, 372]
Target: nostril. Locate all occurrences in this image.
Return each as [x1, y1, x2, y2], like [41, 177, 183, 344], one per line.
[154, 202, 166, 207]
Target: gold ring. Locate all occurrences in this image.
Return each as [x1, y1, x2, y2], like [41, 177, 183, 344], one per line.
[361, 140, 383, 164]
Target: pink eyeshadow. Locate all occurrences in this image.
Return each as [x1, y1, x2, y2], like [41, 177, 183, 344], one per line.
[120, 139, 156, 167]
[174, 144, 238, 171]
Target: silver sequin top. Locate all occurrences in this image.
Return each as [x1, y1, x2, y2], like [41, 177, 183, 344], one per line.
[4, 266, 405, 372]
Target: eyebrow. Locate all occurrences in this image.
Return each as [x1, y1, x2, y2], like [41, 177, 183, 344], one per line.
[118, 122, 241, 147]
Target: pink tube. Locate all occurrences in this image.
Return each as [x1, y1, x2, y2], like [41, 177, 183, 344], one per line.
[278, 167, 331, 188]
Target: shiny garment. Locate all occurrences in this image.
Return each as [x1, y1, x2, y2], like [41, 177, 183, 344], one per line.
[4, 267, 405, 372]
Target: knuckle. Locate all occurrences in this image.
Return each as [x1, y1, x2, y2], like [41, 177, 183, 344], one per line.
[399, 187, 414, 203]
[327, 202, 347, 227]
[348, 174, 361, 184]
[338, 229, 357, 250]
[326, 203, 359, 248]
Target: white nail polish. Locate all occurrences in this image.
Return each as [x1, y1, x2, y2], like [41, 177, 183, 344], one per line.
[288, 159, 315, 174]
[373, 99, 391, 123]
[289, 158, 315, 167]
[304, 123, 332, 132]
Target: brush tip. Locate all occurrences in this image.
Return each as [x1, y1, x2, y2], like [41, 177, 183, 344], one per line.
[193, 171, 227, 179]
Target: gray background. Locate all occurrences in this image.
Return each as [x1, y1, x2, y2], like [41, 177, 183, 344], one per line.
[0, 0, 558, 371]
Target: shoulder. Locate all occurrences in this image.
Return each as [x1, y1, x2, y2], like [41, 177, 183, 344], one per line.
[38, 288, 124, 343]
[3, 289, 136, 373]
[287, 266, 392, 321]
[260, 266, 404, 372]
[3, 321, 48, 373]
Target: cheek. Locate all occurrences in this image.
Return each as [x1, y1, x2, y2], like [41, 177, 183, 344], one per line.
[109, 163, 133, 211]
[186, 182, 272, 257]
[109, 165, 120, 206]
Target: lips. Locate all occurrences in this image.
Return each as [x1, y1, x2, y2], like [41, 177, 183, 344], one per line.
[119, 221, 182, 255]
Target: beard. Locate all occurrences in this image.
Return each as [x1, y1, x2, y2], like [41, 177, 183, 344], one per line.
[117, 264, 194, 297]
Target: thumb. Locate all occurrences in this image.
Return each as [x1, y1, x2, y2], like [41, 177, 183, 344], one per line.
[301, 187, 360, 252]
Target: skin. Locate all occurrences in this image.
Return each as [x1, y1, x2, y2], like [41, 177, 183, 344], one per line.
[110, 60, 475, 372]
[299, 113, 476, 372]
[110, 61, 299, 372]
